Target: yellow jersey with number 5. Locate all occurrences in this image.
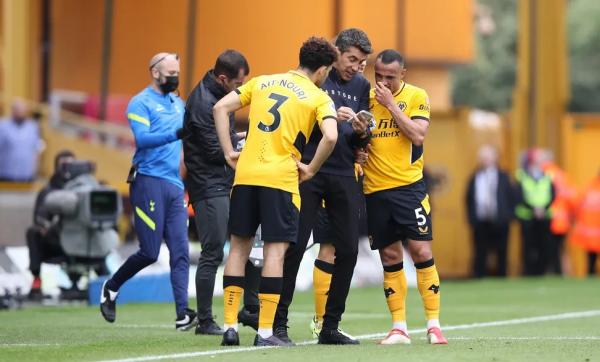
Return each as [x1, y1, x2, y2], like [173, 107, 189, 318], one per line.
[363, 81, 430, 194]
[234, 70, 337, 195]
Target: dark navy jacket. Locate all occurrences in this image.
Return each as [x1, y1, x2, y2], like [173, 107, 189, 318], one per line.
[301, 68, 371, 177]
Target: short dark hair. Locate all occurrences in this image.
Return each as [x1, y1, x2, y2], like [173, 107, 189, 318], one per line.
[214, 49, 249, 79]
[376, 49, 405, 67]
[54, 150, 75, 171]
[299, 37, 338, 72]
[335, 28, 373, 55]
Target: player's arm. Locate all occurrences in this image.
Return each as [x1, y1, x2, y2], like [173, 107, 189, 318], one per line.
[310, 117, 338, 170]
[374, 82, 429, 146]
[128, 102, 184, 150]
[213, 91, 243, 169]
[296, 117, 337, 183]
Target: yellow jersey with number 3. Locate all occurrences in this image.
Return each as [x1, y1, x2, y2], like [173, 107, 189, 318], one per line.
[363, 81, 430, 194]
[234, 70, 337, 195]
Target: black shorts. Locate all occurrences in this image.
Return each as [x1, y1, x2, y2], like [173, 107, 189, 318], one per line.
[366, 179, 433, 250]
[228, 185, 299, 243]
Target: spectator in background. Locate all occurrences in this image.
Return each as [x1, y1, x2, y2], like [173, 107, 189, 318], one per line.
[0, 99, 43, 182]
[515, 148, 555, 276]
[26, 150, 75, 300]
[540, 149, 577, 274]
[570, 170, 600, 276]
[358, 59, 367, 74]
[466, 145, 514, 277]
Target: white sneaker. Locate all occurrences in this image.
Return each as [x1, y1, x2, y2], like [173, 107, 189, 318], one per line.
[379, 328, 411, 345]
[310, 315, 322, 338]
[427, 327, 448, 344]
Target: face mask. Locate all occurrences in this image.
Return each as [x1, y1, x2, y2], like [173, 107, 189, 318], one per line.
[158, 75, 179, 93]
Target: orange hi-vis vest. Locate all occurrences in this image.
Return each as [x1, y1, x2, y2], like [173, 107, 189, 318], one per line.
[543, 162, 576, 235]
[571, 177, 600, 252]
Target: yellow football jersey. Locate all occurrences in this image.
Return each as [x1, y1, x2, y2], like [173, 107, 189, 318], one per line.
[234, 70, 337, 195]
[363, 81, 430, 194]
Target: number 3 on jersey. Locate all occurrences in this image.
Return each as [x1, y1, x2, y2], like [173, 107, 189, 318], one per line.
[258, 93, 289, 132]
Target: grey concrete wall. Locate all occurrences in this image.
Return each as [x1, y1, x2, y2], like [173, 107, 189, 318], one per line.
[0, 192, 36, 246]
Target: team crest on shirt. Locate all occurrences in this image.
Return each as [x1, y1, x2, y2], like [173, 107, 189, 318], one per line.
[398, 101, 407, 111]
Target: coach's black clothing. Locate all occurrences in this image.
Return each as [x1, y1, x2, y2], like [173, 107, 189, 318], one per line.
[183, 70, 238, 203]
[276, 68, 370, 332]
[183, 70, 260, 322]
[300, 68, 370, 176]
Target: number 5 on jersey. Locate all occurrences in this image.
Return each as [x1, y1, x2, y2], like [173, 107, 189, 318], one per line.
[258, 93, 289, 132]
[414, 207, 426, 226]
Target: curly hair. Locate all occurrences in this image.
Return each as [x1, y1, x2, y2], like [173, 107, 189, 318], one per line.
[299, 37, 338, 72]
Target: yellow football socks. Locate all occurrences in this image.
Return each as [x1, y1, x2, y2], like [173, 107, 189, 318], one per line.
[313, 259, 334, 322]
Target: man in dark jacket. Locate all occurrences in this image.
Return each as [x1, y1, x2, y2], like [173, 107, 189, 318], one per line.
[466, 145, 515, 277]
[27, 150, 75, 299]
[183, 50, 260, 334]
[274, 28, 372, 345]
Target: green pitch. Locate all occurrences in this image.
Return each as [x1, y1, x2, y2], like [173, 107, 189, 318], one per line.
[2, 277, 600, 361]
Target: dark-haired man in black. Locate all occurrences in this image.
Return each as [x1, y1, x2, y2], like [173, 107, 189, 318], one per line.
[274, 28, 373, 345]
[183, 50, 261, 335]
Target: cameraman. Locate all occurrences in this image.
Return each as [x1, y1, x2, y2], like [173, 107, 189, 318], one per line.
[26, 150, 75, 300]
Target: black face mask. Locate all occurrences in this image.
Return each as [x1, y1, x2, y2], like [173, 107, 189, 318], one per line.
[159, 75, 179, 94]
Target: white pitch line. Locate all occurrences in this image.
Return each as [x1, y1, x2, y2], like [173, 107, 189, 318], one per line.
[355, 309, 600, 340]
[433, 336, 600, 341]
[98, 309, 600, 362]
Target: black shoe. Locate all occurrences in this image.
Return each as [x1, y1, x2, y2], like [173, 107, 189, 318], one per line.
[253, 334, 294, 347]
[238, 307, 258, 331]
[27, 288, 43, 302]
[100, 280, 118, 323]
[176, 308, 199, 331]
[318, 329, 360, 345]
[221, 328, 240, 346]
[273, 324, 295, 345]
[195, 317, 224, 335]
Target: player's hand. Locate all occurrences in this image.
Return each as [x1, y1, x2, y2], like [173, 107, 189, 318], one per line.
[225, 150, 240, 169]
[355, 145, 370, 165]
[236, 131, 247, 140]
[337, 107, 356, 122]
[356, 164, 364, 177]
[351, 115, 369, 136]
[292, 154, 316, 183]
[375, 82, 395, 109]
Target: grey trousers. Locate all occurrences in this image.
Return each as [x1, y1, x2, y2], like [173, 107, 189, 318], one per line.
[193, 196, 260, 320]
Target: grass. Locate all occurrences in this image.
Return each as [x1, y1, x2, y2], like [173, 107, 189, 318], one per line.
[1, 277, 600, 361]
